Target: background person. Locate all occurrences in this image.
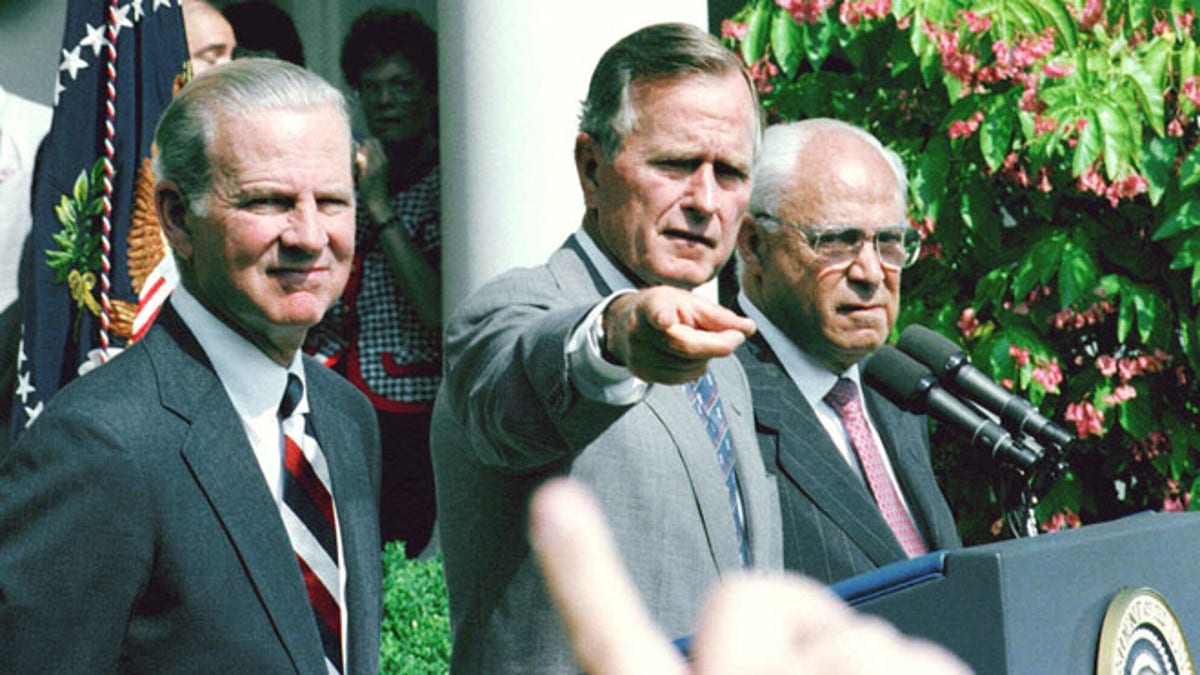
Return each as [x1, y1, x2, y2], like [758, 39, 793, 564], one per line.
[0, 58, 381, 674]
[305, 7, 441, 557]
[734, 119, 960, 583]
[431, 22, 782, 674]
[181, 0, 236, 76]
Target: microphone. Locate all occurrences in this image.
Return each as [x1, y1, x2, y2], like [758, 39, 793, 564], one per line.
[896, 324, 1076, 451]
[862, 346, 1043, 471]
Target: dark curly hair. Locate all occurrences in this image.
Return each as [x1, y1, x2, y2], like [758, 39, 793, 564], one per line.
[340, 8, 436, 94]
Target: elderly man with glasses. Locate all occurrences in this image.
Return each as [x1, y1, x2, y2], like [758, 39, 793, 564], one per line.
[733, 118, 962, 584]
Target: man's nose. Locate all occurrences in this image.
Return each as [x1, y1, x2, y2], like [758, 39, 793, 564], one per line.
[685, 164, 717, 216]
[281, 201, 327, 251]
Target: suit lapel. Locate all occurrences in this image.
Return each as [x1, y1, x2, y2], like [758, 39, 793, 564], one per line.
[150, 306, 326, 673]
[644, 382, 744, 571]
[739, 332, 907, 564]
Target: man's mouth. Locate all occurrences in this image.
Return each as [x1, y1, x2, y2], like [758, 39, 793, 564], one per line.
[663, 230, 714, 247]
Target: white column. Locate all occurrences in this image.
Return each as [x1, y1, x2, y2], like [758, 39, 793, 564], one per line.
[438, 0, 708, 314]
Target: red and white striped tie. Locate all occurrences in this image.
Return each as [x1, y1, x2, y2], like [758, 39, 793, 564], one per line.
[826, 377, 927, 558]
[279, 373, 344, 674]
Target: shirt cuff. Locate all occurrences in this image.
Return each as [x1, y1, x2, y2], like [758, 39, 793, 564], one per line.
[566, 290, 649, 406]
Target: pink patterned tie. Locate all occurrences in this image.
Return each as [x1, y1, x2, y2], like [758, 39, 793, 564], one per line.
[825, 378, 927, 557]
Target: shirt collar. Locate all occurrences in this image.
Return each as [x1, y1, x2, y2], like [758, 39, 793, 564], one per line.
[573, 227, 637, 294]
[171, 284, 306, 419]
[737, 290, 863, 407]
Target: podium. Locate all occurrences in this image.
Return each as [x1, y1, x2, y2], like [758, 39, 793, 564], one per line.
[831, 511, 1200, 674]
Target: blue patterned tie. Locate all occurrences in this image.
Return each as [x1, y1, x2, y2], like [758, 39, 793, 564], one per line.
[684, 370, 749, 567]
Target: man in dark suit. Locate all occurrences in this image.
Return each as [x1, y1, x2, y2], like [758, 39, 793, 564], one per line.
[431, 23, 782, 674]
[734, 119, 960, 584]
[0, 58, 381, 673]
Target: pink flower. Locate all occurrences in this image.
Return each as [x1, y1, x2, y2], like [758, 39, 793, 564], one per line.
[747, 55, 780, 94]
[1131, 431, 1168, 462]
[1162, 479, 1191, 512]
[1043, 61, 1073, 78]
[1008, 344, 1030, 366]
[1032, 360, 1063, 393]
[1064, 401, 1105, 437]
[1000, 378, 1014, 390]
[948, 111, 985, 139]
[957, 307, 980, 340]
[1096, 354, 1117, 377]
[1040, 508, 1081, 532]
[1071, 0, 1105, 30]
[961, 10, 991, 32]
[1183, 77, 1200, 107]
[721, 19, 748, 40]
[838, 0, 891, 27]
[777, 0, 835, 24]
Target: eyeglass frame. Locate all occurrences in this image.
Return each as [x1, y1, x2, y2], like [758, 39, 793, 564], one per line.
[751, 213, 922, 270]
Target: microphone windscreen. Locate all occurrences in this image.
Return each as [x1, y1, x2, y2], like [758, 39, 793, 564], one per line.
[896, 324, 963, 371]
[861, 346, 932, 410]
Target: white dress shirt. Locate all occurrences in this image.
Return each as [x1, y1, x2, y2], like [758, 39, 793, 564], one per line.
[0, 86, 52, 310]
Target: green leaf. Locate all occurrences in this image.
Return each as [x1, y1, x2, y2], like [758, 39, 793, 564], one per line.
[914, 134, 950, 218]
[1117, 389, 1155, 438]
[1095, 100, 1135, 180]
[1072, 109, 1103, 177]
[979, 97, 1016, 173]
[1143, 135, 1178, 204]
[1013, 235, 1064, 300]
[1153, 200, 1200, 241]
[1122, 40, 1168, 136]
[1179, 143, 1200, 189]
[975, 267, 1010, 311]
[1058, 239, 1100, 307]
[770, 8, 804, 76]
[1169, 233, 1200, 271]
[741, 3, 773, 65]
[72, 169, 89, 207]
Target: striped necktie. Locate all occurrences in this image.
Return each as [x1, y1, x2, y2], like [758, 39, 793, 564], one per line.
[279, 373, 344, 674]
[825, 377, 927, 558]
[684, 369, 749, 567]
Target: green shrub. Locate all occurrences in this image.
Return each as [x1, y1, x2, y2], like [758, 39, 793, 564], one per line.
[380, 542, 451, 674]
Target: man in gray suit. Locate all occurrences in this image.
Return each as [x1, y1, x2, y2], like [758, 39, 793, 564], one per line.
[734, 119, 960, 584]
[0, 59, 381, 673]
[431, 22, 782, 674]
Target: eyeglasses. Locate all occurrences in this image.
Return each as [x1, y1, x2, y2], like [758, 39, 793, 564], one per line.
[753, 214, 922, 270]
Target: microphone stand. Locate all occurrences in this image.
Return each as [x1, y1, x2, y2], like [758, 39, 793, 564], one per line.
[997, 434, 1071, 539]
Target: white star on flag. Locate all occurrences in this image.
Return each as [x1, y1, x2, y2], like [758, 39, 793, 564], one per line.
[59, 45, 89, 80]
[132, 0, 146, 22]
[111, 4, 135, 37]
[80, 23, 109, 57]
[153, 0, 173, 11]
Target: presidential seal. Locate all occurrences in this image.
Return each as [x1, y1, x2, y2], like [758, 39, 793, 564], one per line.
[1096, 588, 1193, 675]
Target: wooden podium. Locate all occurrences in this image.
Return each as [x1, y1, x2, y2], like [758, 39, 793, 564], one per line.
[831, 511, 1200, 674]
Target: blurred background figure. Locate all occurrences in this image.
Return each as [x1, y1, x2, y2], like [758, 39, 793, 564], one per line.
[306, 7, 442, 558]
[182, 0, 236, 76]
[223, 0, 306, 66]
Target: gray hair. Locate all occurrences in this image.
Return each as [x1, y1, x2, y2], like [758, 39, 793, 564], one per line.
[153, 57, 352, 215]
[749, 118, 908, 227]
[578, 22, 761, 158]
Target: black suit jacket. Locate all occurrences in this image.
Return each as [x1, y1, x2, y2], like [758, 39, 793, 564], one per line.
[0, 303, 382, 673]
[735, 328, 961, 584]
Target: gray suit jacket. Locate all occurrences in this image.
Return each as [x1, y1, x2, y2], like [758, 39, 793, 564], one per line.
[431, 238, 782, 674]
[0, 303, 382, 674]
[735, 328, 960, 584]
